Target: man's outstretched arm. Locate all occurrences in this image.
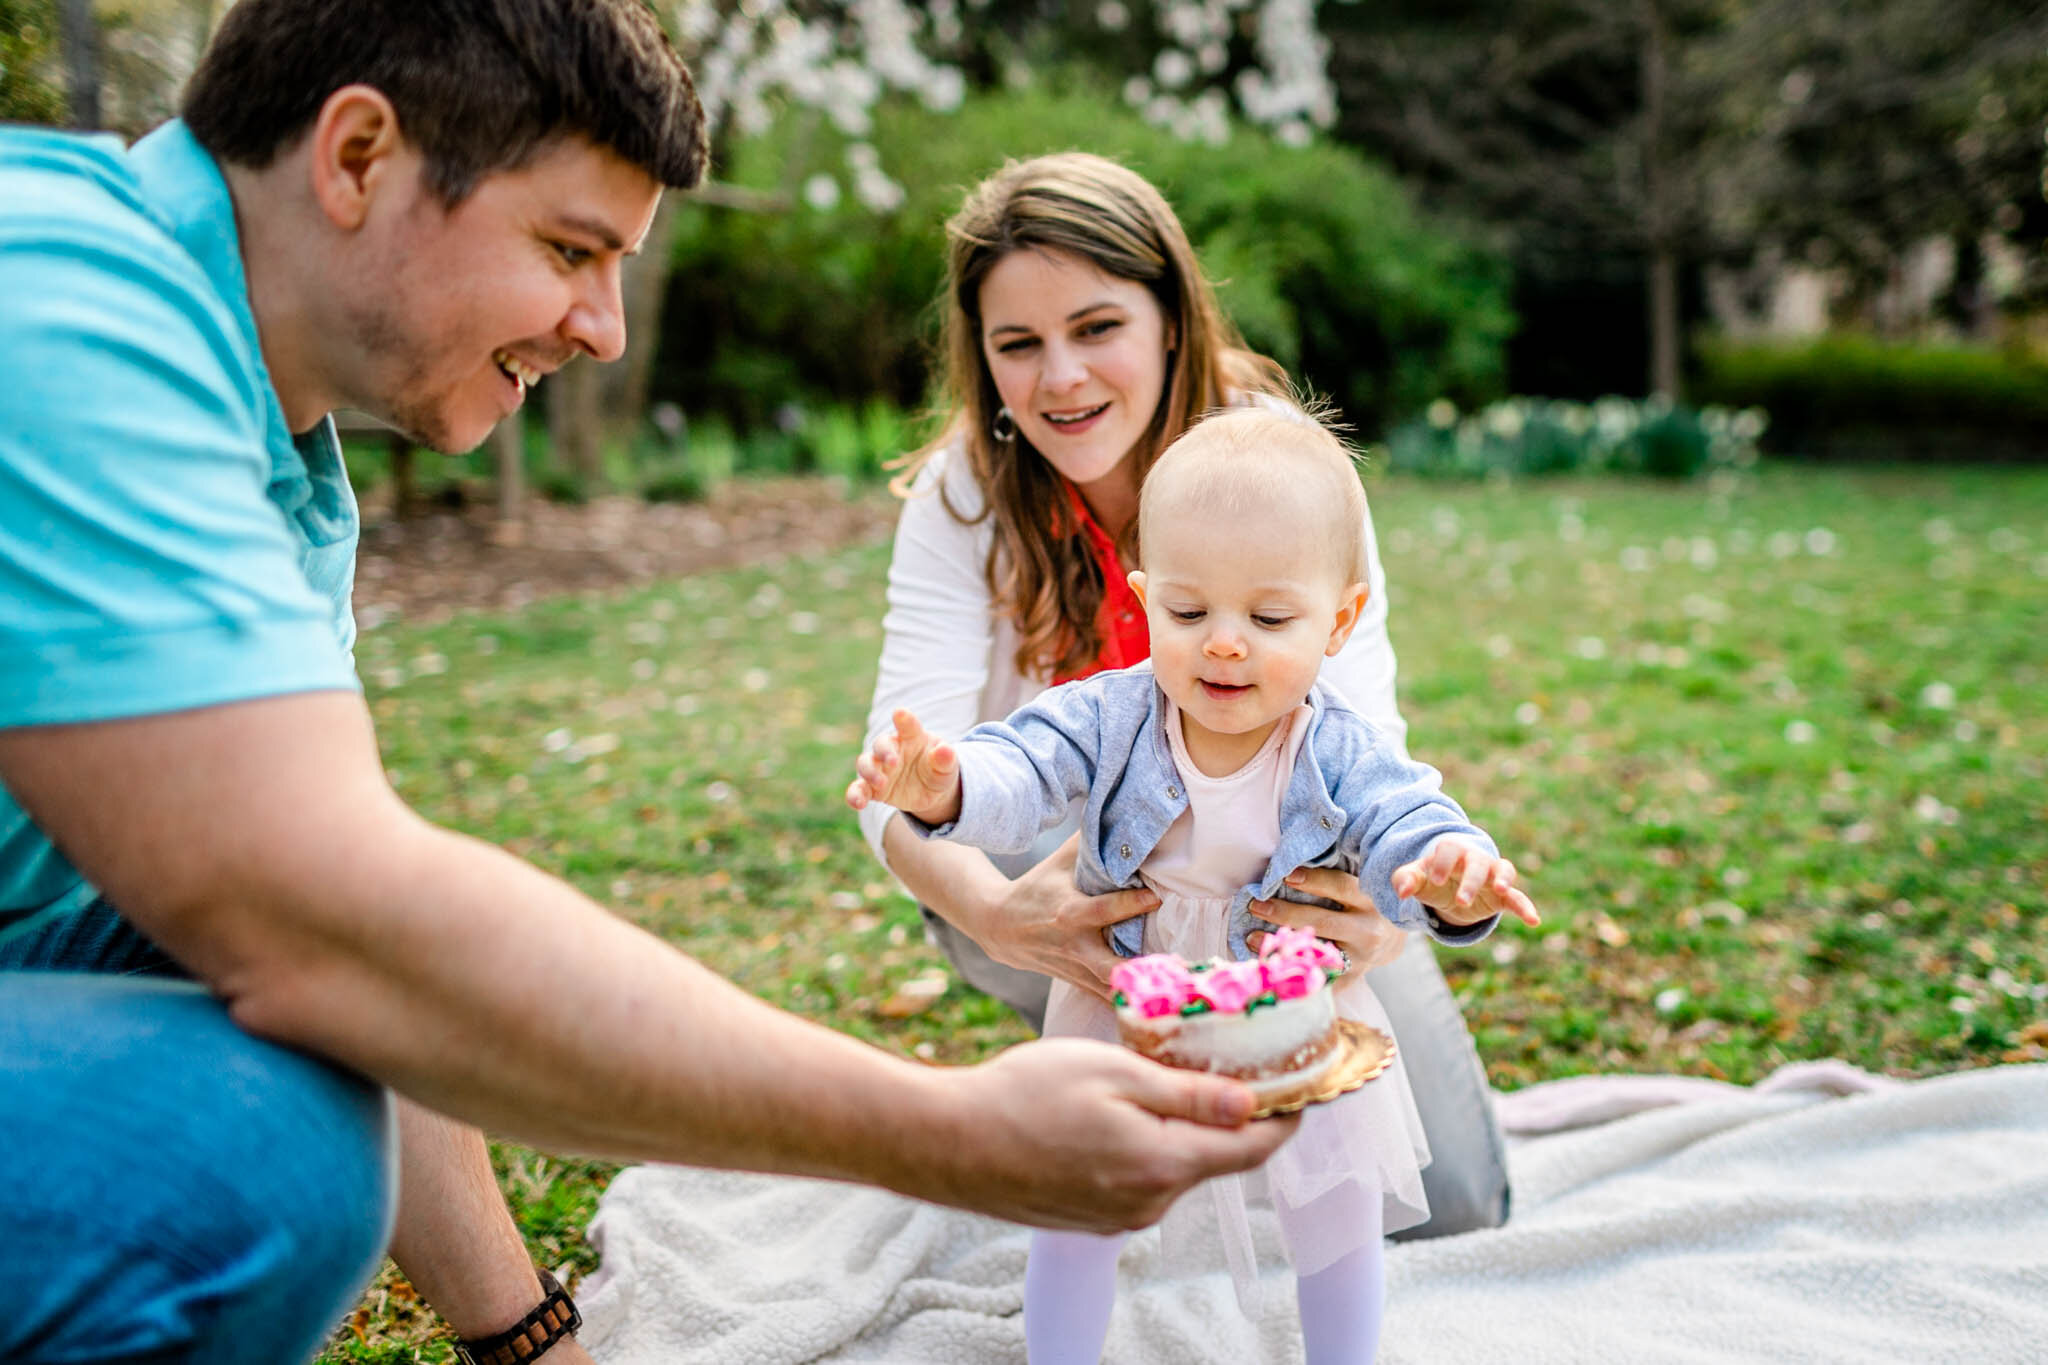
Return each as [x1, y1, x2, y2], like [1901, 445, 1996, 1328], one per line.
[0, 690, 1292, 1230]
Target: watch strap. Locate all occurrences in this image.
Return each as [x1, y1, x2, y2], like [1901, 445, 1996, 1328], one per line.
[452, 1266, 581, 1365]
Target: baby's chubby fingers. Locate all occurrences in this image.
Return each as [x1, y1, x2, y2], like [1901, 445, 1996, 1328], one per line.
[1498, 884, 1542, 928]
[847, 744, 901, 810]
[890, 707, 931, 748]
[1453, 849, 1491, 910]
[1390, 860, 1422, 901]
[1487, 859, 1539, 925]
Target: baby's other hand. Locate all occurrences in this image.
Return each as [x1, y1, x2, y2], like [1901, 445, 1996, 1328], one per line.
[845, 708, 963, 825]
[1392, 837, 1540, 929]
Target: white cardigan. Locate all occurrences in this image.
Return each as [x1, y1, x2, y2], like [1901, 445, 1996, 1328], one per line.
[858, 442, 1409, 873]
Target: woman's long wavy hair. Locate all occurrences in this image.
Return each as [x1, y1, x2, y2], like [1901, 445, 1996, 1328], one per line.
[893, 152, 1286, 681]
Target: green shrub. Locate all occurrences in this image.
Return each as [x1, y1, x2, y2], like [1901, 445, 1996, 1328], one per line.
[0, 0, 64, 125]
[638, 459, 707, 503]
[537, 469, 589, 505]
[1693, 335, 2048, 462]
[798, 398, 915, 482]
[1383, 396, 1766, 480]
[655, 78, 1513, 442]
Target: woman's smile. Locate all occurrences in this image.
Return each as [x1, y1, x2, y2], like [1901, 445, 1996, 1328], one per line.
[1042, 401, 1111, 433]
[977, 245, 1171, 518]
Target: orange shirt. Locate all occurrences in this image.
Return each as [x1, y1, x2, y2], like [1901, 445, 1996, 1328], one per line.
[1053, 480, 1150, 684]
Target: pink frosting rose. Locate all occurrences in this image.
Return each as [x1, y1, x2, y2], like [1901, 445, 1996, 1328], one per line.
[1112, 955, 1197, 1019]
[1262, 955, 1323, 1001]
[1260, 924, 1347, 978]
[1193, 958, 1268, 1014]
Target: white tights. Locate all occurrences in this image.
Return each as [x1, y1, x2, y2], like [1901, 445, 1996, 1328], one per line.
[1022, 1190, 1386, 1364]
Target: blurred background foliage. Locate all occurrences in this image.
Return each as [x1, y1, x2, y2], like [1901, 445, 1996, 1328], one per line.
[1383, 396, 1767, 482]
[1, 0, 64, 123]
[13, 0, 2048, 496]
[651, 80, 1514, 444]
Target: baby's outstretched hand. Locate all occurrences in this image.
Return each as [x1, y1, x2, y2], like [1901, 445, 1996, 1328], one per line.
[1392, 837, 1541, 929]
[845, 708, 963, 826]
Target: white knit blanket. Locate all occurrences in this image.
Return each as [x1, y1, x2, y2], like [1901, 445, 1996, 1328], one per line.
[578, 1062, 2048, 1363]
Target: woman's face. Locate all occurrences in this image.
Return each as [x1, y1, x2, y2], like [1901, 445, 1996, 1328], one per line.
[977, 245, 1172, 512]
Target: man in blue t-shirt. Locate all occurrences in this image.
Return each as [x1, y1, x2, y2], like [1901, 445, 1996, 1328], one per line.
[0, 3, 1296, 1361]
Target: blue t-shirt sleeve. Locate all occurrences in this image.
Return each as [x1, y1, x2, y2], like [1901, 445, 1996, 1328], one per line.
[0, 193, 357, 726]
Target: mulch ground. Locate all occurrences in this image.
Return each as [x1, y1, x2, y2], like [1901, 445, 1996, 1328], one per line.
[351, 477, 901, 624]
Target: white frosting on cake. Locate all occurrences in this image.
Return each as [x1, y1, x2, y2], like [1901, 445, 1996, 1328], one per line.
[1117, 978, 1340, 1099]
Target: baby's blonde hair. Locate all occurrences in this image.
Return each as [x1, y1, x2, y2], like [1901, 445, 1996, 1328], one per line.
[1137, 407, 1368, 585]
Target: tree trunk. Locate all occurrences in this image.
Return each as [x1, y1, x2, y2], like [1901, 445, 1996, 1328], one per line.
[1641, 0, 1682, 402]
[491, 411, 527, 545]
[60, 0, 100, 130]
[603, 111, 821, 439]
[388, 433, 419, 520]
[1648, 246, 1680, 402]
[547, 360, 606, 488]
[610, 193, 684, 430]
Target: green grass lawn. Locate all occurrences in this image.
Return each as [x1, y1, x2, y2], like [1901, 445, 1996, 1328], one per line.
[323, 463, 2048, 1359]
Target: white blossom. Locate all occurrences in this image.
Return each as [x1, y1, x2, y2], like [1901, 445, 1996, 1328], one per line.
[671, 1, 1354, 207]
[853, 163, 906, 213]
[1155, 48, 1196, 89]
[803, 172, 842, 211]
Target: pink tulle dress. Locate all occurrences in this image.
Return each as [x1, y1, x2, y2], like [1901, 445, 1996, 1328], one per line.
[1042, 701, 1431, 1310]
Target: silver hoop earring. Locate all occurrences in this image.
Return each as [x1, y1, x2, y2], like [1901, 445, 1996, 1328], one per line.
[991, 406, 1018, 443]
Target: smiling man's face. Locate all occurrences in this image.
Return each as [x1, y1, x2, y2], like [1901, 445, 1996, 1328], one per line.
[336, 134, 662, 453]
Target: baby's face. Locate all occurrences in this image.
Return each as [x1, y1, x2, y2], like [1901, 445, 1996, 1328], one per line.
[1132, 503, 1359, 750]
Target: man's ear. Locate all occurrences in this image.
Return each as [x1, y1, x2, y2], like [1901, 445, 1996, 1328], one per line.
[1326, 581, 1370, 656]
[307, 84, 406, 231]
[1127, 569, 1149, 610]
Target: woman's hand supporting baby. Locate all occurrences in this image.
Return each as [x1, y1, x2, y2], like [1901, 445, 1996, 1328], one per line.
[1249, 867, 1411, 987]
[847, 708, 964, 826]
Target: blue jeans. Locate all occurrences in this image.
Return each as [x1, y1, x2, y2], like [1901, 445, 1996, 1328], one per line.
[0, 902, 397, 1363]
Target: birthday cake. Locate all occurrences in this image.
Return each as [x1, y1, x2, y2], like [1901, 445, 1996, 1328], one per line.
[1110, 927, 1349, 1103]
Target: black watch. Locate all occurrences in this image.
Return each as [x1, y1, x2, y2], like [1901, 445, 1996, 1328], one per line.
[453, 1266, 581, 1365]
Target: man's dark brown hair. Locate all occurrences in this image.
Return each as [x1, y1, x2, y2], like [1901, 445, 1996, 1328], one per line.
[183, 0, 707, 202]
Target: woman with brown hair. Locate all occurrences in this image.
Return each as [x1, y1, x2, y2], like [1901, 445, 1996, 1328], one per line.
[856, 151, 1507, 1239]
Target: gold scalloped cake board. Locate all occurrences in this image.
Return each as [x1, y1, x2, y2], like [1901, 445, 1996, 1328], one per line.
[1249, 1019, 1395, 1120]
